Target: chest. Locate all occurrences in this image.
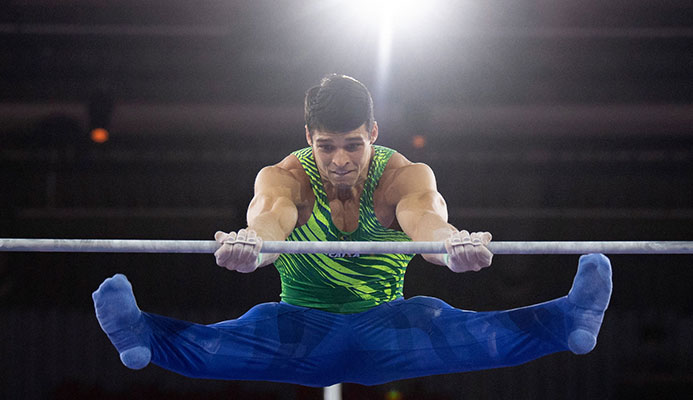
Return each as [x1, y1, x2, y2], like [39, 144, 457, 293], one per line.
[297, 187, 396, 232]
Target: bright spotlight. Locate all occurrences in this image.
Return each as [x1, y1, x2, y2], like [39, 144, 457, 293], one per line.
[344, 0, 439, 98]
[374, 0, 421, 22]
[332, 0, 449, 99]
[351, 0, 432, 28]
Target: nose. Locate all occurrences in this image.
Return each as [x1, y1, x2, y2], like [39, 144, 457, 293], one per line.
[332, 148, 350, 168]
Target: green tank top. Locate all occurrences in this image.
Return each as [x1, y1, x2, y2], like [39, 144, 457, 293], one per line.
[274, 145, 414, 313]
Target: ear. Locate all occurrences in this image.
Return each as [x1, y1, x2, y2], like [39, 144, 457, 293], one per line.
[305, 125, 312, 146]
[369, 122, 379, 144]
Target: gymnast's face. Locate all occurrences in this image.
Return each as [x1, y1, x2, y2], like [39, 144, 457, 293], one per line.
[306, 123, 378, 190]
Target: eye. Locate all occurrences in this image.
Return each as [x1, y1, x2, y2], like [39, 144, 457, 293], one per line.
[346, 143, 363, 151]
[318, 145, 335, 152]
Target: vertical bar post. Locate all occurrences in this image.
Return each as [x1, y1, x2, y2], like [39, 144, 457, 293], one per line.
[323, 383, 342, 400]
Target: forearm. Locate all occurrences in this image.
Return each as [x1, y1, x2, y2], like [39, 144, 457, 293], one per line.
[410, 211, 457, 266]
[247, 197, 298, 267]
[390, 163, 492, 271]
[409, 212, 493, 271]
[248, 213, 293, 242]
[246, 221, 281, 267]
[396, 189, 457, 266]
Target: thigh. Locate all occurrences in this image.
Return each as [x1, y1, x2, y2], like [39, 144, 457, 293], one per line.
[352, 296, 469, 355]
[347, 296, 569, 385]
[210, 302, 340, 358]
[147, 301, 351, 386]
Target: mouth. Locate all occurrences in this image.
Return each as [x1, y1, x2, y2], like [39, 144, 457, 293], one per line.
[331, 170, 354, 177]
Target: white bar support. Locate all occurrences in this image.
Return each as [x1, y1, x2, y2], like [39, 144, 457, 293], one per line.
[323, 383, 342, 400]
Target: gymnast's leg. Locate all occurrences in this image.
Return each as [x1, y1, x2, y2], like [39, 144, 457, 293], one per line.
[347, 253, 612, 385]
[92, 274, 347, 387]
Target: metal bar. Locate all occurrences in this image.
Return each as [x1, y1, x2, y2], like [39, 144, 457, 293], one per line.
[1, 239, 692, 254]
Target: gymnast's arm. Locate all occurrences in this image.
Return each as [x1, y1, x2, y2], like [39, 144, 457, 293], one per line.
[391, 162, 493, 272]
[214, 162, 300, 272]
[246, 165, 301, 263]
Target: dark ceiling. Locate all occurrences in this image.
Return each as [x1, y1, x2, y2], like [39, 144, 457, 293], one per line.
[1, 0, 692, 137]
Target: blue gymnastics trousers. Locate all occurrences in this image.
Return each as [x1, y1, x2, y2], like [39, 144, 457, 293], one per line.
[145, 296, 571, 386]
[93, 254, 612, 387]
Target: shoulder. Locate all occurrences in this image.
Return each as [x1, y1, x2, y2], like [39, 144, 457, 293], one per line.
[273, 153, 306, 178]
[378, 151, 438, 202]
[256, 154, 309, 195]
[382, 151, 436, 186]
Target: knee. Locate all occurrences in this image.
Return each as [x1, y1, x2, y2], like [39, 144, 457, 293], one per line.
[404, 296, 453, 310]
[239, 302, 283, 320]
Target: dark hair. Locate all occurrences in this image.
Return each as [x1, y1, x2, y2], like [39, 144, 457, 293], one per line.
[304, 74, 375, 135]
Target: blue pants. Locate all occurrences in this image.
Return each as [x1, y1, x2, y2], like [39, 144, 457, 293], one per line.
[144, 296, 571, 386]
[94, 254, 612, 387]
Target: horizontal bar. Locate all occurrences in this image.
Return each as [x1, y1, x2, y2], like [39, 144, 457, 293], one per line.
[0, 239, 220, 254]
[1, 239, 692, 255]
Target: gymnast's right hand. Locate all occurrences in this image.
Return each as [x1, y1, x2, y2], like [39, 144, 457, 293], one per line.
[214, 228, 263, 273]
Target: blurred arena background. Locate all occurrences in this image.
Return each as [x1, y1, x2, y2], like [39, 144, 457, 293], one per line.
[1, 1, 692, 398]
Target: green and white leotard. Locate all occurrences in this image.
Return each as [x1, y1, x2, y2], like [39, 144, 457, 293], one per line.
[274, 145, 414, 313]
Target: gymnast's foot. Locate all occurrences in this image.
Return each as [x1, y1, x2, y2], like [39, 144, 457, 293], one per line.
[566, 253, 613, 354]
[92, 274, 151, 369]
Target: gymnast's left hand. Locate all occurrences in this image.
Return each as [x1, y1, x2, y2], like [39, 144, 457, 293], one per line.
[444, 230, 493, 273]
[214, 229, 263, 273]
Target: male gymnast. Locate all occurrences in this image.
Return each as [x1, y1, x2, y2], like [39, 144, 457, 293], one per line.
[93, 74, 612, 386]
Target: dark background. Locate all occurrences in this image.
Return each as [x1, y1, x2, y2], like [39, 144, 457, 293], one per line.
[1, 0, 692, 398]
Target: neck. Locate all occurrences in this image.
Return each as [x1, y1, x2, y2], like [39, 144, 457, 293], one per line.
[323, 179, 365, 202]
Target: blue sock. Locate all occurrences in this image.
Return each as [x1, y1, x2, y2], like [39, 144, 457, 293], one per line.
[565, 253, 613, 354]
[92, 274, 152, 369]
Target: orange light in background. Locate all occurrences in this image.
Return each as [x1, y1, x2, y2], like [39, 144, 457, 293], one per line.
[385, 389, 402, 400]
[90, 128, 109, 143]
[412, 134, 426, 149]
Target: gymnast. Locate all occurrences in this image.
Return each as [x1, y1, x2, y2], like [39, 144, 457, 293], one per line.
[93, 74, 612, 386]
